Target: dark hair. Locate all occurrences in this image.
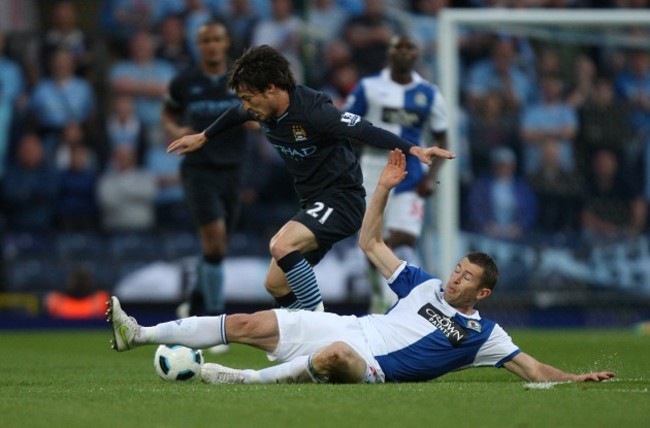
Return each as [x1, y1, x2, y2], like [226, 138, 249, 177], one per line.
[228, 45, 296, 93]
[466, 252, 499, 290]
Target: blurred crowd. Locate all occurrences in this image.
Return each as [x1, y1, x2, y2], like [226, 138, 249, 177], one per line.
[1, 0, 650, 293]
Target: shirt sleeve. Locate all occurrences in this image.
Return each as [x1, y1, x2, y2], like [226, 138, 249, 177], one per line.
[473, 324, 521, 367]
[203, 105, 253, 139]
[308, 99, 415, 154]
[387, 263, 437, 298]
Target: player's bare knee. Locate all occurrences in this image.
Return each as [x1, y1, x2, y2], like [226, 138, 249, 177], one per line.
[314, 341, 357, 369]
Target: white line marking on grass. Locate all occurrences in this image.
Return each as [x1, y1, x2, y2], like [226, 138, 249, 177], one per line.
[524, 382, 569, 390]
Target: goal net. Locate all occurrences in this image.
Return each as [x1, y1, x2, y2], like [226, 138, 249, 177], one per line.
[426, 9, 650, 325]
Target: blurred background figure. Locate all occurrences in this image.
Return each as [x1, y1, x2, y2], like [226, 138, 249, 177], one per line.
[342, 0, 404, 78]
[108, 30, 176, 130]
[55, 143, 100, 232]
[45, 266, 109, 320]
[520, 73, 578, 175]
[2, 133, 59, 232]
[27, 48, 97, 165]
[0, 31, 25, 182]
[581, 148, 646, 244]
[527, 138, 582, 242]
[96, 144, 157, 232]
[466, 147, 537, 241]
[40, 1, 95, 79]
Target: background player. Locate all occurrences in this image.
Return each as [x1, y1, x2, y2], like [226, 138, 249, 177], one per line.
[107, 150, 615, 385]
[168, 45, 455, 312]
[344, 34, 448, 313]
[161, 20, 246, 352]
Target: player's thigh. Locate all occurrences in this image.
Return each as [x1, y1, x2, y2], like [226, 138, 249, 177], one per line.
[293, 191, 365, 265]
[385, 191, 425, 237]
[269, 310, 374, 365]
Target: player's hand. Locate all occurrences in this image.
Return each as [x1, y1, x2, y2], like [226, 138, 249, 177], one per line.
[409, 146, 455, 165]
[573, 371, 616, 382]
[167, 132, 207, 155]
[379, 149, 408, 190]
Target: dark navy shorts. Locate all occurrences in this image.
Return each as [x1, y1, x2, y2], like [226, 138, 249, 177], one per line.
[294, 189, 366, 265]
[181, 164, 242, 230]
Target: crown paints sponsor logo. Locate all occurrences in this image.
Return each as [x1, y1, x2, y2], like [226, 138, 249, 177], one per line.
[417, 303, 467, 347]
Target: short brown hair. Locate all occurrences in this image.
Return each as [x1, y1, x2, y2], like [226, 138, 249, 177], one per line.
[466, 252, 499, 290]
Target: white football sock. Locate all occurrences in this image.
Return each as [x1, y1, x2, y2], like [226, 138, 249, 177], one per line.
[243, 355, 324, 384]
[139, 315, 227, 348]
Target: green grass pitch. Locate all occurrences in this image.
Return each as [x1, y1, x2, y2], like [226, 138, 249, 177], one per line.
[0, 329, 648, 428]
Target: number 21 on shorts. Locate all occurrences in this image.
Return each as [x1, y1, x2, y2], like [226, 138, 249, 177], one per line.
[306, 202, 334, 224]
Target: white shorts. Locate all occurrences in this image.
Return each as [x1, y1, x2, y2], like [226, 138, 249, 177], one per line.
[361, 152, 425, 237]
[268, 309, 385, 383]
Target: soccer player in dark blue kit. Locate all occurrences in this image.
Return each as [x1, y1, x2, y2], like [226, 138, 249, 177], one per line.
[161, 20, 245, 341]
[168, 45, 455, 312]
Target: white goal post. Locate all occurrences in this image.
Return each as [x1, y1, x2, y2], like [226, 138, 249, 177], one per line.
[435, 8, 650, 281]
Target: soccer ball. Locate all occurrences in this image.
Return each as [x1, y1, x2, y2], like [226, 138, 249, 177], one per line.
[154, 345, 204, 381]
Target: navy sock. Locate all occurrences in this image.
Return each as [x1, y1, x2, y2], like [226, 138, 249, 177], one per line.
[276, 251, 322, 311]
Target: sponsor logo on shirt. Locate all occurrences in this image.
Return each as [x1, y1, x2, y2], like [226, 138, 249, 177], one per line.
[340, 112, 361, 126]
[292, 125, 308, 142]
[417, 303, 467, 347]
[271, 144, 317, 161]
[381, 107, 423, 127]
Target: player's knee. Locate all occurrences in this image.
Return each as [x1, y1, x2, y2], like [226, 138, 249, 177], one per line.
[314, 341, 357, 370]
[225, 313, 257, 337]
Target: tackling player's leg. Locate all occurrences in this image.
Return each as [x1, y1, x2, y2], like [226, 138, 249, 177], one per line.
[106, 296, 141, 352]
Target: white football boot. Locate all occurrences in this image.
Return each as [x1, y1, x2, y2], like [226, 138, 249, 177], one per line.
[106, 296, 140, 352]
[201, 363, 246, 384]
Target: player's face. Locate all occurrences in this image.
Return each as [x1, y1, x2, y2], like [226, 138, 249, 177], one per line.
[443, 258, 490, 312]
[197, 24, 230, 66]
[237, 87, 277, 121]
[388, 36, 419, 73]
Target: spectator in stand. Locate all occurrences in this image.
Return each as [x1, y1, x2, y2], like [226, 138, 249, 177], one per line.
[182, 0, 216, 64]
[251, 0, 305, 81]
[576, 76, 632, 176]
[520, 73, 578, 175]
[2, 133, 59, 232]
[466, 147, 537, 241]
[407, 0, 449, 82]
[144, 130, 189, 230]
[581, 148, 646, 244]
[40, 1, 94, 79]
[306, 0, 347, 51]
[467, 90, 520, 178]
[100, 0, 183, 56]
[156, 13, 193, 71]
[103, 94, 148, 167]
[0, 31, 25, 181]
[465, 36, 533, 113]
[55, 143, 99, 232]
[527, 138, 582, 241]
[342, 0, 404, 78]
[0, 0, 41, 87]
[45, 266, 109, 320]
[566, 53, 598, 109]
[28, 49, 97, 164]
[108, 30, 176, 129]
[219, 0, 260, 58]
[97, 144, 157, 232]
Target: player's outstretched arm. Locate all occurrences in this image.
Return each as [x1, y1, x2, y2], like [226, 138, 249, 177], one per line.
[503, 352, 615, 382]
[359, 149, 407, 279]
[409, 145, 456, 166]
[167, 132, 208, 155]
